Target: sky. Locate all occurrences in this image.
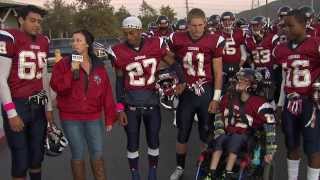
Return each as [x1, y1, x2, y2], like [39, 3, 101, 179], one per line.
[20, 0, 276, 18]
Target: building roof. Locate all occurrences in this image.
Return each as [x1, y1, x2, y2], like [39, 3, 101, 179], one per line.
[0, 0, 27, 8]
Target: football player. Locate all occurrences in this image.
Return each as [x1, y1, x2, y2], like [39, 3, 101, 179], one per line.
[153, 15, 173, 39]
[0, 5, 52, 180]
[299, 6, 319, 37]
[219, 11, 247, 94]
[207, 14, 221, 34]
[111, 16, 184, 180]
[207, 68, 276, 179]
[168, 8, 224, 180]
[273, 9, 320, 180]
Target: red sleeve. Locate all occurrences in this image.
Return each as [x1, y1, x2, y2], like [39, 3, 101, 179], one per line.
[50, 57, 73, 95]
[112, 46, 124, 70]
[0, 30, 15, 58]
[245, 36, 255, 52]
[159, 37, 169, 57]
[238, 30, 246, 45]
[213, 35, 225, 58]
[102, 71, 117, 126]
[272, 44, 281, 65]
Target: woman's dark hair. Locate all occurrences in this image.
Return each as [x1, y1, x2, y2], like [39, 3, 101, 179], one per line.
[72, 29, 99, 62]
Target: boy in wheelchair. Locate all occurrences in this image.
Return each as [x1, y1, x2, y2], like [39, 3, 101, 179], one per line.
[202, 68, 277, 180]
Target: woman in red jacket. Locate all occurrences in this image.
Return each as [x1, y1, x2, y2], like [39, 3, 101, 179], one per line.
[50, 29, 116, 180]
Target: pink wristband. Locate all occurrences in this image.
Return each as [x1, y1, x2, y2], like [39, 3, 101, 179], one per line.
[3, 102, 16, 112]
[116, 103, 125, 112]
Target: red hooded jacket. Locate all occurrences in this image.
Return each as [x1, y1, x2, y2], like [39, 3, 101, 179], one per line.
[50, 56, 116, 126]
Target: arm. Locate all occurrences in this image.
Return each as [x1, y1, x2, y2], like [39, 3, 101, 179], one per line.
[103, 72, 117, 127]
[50, 59, 73, 95]
[212, 57, 223, 101]
[0, 57, 17, 118]
[240, 44, 248, 68]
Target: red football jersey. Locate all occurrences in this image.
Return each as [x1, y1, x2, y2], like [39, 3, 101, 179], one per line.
[153, 28, 172, 38]
[313, 24, 320, 37]
[273, 37, 320, 96]
[0, 29, 49, 98]
[306, 26, 318, 37]
[219, 28, 245, 64]
[220, 95, 274, 134]
[112, 37, 167, 91]
[169, 32, 224, 85]
[245, 32, 278, 70]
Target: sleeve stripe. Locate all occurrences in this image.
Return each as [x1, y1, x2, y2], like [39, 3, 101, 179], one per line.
[169, 32, 175, 44]
[216, 36, 225, 48]
[107, 46, 117, 60]
[258, 102, 275, 113]
[0, 30, 14, 42]
[272, 34, 279, 45]
[159, 37, 164, 49]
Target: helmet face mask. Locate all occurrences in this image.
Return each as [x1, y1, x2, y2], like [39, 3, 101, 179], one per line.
[299, 6, 315, 28]
[235, 68, 262, 94]
[250, 16, 267, 39]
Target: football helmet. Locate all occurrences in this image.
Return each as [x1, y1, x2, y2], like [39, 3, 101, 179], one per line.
[277, 6, 292, 19]
[93, 41, 109, 58]
[250, 16, 268, 39]
[235, 68, 262, 94]
[221, 11, 236, 33]
[207, 14, 221, 32]
[156, 69, 179, 110]
[45, 122, 68, 157]
[299, 6, 315, 27]
[174, 19, 187, 32]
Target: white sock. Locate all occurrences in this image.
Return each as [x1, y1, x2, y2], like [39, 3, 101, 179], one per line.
[287, 159, 300, 180]
[307, 166, 320, 180]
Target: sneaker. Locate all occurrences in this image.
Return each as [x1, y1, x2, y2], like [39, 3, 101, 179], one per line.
[148, 167, 157, 180]
[131, 169, 140, 180]
[170, 166, 184, 180]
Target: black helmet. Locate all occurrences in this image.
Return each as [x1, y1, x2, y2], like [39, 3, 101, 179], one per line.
[156, 15, 169, 25]
[235, 17, 248, 28]
[156, 68, 179, 110]
[208, 14, 221, 26]
[45, 123, 68, 157]
[175, 19, 187, 31]
[277, 6, 292, 18]
[236, 68, 262, 93]
[299, 6, 315, 19]
[221, 11, 236, 32]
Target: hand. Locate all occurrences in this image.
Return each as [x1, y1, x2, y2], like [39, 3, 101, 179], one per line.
[117, 111, 128, 126]
[208, 100, 219, 114]
[175, 83, 186, 95]
[106, 125, 113, 132]
[264, 154, 273, 164]
[71, 61, 80, 71]
[8, 116, 24, 132]
[46, 111, 54, 125]
[275, 106, 283, 125]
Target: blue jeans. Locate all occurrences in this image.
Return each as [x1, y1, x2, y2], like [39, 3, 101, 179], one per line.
[62, 119, 105, 160]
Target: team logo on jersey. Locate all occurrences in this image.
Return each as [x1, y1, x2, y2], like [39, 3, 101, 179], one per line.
[134, 55, 146, 61]
[187, 47, 199, 51]
[94, 75, 101, 85]
[30, 45, 40, 50]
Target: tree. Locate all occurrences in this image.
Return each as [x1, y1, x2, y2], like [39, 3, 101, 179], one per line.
[138, 0, 158, 30]
[159, 5, 177, 22]
[73, 0, 119, 38]
[115, 5, 131, 23]
[43, 0, 76, 38]
[75, 0, 111, 9]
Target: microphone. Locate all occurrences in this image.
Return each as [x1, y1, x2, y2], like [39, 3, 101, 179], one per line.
[71, 51, 83, 80]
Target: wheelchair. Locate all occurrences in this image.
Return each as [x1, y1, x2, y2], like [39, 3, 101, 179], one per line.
[195, 128, 275, 180]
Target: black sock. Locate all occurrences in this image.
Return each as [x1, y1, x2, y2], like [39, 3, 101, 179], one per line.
[176, 153, 186, 169]
[148, 155, 159, 168]
[128, 157, 139, 171]
[29, 171, 41, 180]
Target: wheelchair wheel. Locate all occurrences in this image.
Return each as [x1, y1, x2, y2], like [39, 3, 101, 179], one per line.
[263, 163, 275, 180]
